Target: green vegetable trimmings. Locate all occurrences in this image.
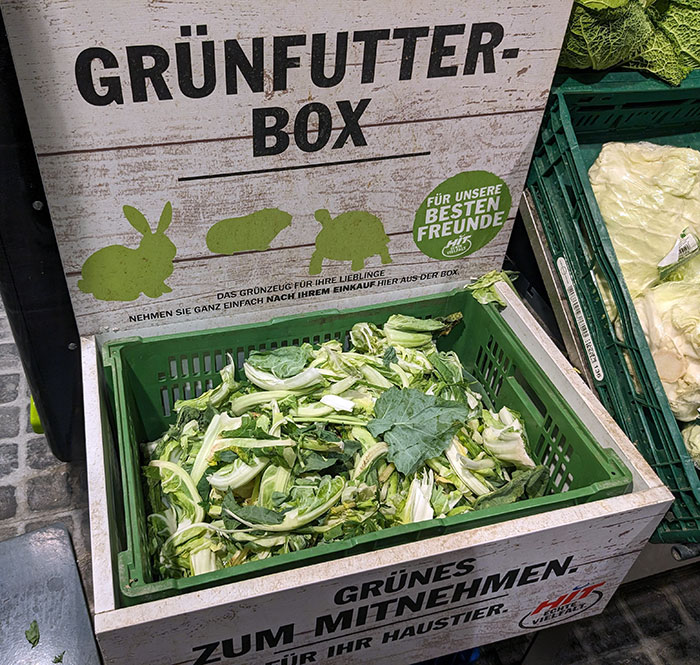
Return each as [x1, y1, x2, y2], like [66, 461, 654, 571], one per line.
[141, 307, 548, 580]
[25, 620, 40, 648]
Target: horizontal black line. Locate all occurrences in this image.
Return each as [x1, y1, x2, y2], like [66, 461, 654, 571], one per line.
[274, 593, 509, 654]
[178, 151, 431, 181]
[36, 107, 545, 157]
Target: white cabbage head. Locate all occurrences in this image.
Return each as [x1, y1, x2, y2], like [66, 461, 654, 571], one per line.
[682, 423, 700, 468]
[590, 142, 700, 422]
[635, 282, 700, 421]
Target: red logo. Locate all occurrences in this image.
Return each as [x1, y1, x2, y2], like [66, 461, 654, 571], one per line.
[519, 582, 606, 628]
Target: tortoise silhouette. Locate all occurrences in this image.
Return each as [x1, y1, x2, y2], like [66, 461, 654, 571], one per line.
[206, 208, 292, 254]
[78, 202, 177, 302]
[309, 209, 392, 275]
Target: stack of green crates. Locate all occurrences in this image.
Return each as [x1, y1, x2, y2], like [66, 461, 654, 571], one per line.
[527, 70, 700, 543]
[102, 289, 631, 605]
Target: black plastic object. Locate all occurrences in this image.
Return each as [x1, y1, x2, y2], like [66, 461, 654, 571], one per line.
[0, 10, 84, 462]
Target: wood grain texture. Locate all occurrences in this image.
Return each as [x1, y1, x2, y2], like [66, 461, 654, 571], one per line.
[1, 0, 573, 335]
[44, 111, 532, 333]
[82, 284, 671, 665]
[93, 499, 669, 665]
[2, 1, 572, 152]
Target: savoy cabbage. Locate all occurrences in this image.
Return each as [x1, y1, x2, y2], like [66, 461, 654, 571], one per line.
[561, 0, 700, 85]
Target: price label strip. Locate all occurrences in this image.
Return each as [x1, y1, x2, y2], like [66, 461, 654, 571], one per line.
[556, 257, 604, 382]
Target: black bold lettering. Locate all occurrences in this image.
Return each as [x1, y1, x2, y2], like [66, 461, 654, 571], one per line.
[481, 569, 519, 595]
[408, 568, 433, 588]
[360, 579, 384, 600]
[192, 643, 221, 665]
[273, 34, 306, 90]
[221, 635, 251, 658]
[433, 563, 454, 582]
[176, 40, 216, 98]
[225, 38, 264, 94]
[333, 99, 370, 149]
[311, 32, 348, 87]
[393, 27, 430, 80]
[382, 629, 401, 643]
[255, 624, 295, 650]
[353, 29, 390, 83]
[294, 102, 332, 152]
[334, 585, 358, 605]
[253, 107, 290, 156]
[487, 603, 504, 616]
[454, 558, 476, 577]
[75, 48, 124, 106]
[369, 598, 398, 621]
[542, 556, 574, 580]
[315, 609, 354, 636]
[126, 45, 173, 102]
[451, 577, 481, 603]
[395, 591, 425, 617]
[464, 22, 504, 75]
[428, 25, 466, 78]
[517, 563, 546, 586]
[426, 585, 451, 609]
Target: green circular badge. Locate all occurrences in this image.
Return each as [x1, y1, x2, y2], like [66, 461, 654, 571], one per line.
[413, 171, 511, 260]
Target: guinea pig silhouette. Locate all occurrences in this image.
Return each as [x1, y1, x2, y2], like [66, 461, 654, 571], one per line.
[78, 202, 177, 302]
[206, 208, 292, 254]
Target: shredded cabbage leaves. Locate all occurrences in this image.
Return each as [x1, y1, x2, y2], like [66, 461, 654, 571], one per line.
[141, 311, 547, 580]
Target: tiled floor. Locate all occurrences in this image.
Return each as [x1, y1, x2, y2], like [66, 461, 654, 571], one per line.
[0, 301, 91, 604]
[0, 299, 698, 665]
[475, 563, 700, 665]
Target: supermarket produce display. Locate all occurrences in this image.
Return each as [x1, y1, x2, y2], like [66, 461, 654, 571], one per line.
[560, 0, 700, 85]
[527, 70, 700, 542]
[143, 309, 549, 580]
[109, 285, 641, 611]
[0, 1, 690, 663]
[589, 142, 700, 459]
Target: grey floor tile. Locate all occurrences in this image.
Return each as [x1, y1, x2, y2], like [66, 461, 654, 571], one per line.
[620, 586, 682, 639]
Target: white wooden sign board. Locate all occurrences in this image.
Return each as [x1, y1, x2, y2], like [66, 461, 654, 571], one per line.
[82, 285, 673, 665]
[2, 0, 573, 336]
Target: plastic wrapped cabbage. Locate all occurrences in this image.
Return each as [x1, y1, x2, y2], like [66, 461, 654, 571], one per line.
[589, 142, 700, 422]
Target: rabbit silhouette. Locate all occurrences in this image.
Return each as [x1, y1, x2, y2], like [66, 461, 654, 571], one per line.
[78, 202, 177, 302]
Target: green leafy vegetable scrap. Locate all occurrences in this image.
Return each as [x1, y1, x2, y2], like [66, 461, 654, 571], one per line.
[25, 620, 40, 648]
[466, 270, 518, 306]
[368, 388, 469, 475]
[141, 308, 549, 581]
[53, 651, 66, 663]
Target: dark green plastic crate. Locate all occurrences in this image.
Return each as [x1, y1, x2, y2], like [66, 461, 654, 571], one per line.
[103, 289, 631, 606]
[527, 70, 700, 544]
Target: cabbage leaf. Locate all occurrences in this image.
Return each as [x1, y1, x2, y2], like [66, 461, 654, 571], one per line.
[590, 142, 700, 421]
[560, 0, 700, 85]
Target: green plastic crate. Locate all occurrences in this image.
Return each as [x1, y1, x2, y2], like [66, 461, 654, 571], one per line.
[102, 288, 631, 606]
[527, 69, 700, 544]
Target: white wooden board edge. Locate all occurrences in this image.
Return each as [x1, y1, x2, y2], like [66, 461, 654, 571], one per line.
[92, 486, 671, 633]
[84, 284, 672, 625]
[82, 335, 117, 615]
